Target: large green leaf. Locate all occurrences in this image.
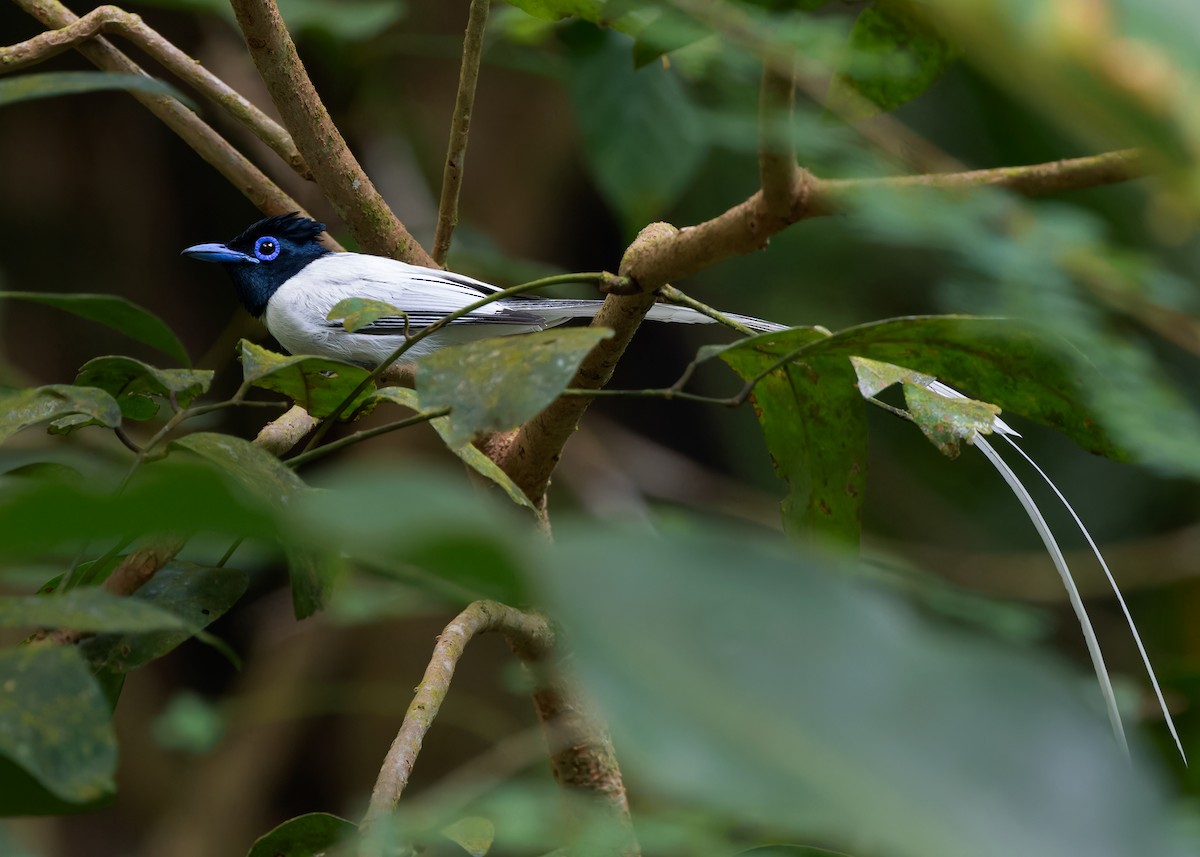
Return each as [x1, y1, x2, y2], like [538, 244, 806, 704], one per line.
[0, 462, 277, 562]
[246, 812, 358, 857]
[788, 316, 1123, 459]
[829, 0, 956, 118]
[416, 328, 613, 448]
[0, 385, 121, 445]
[363, 387, 534, 510]
[0, 588, 188, 633]
[290, 465, 530, 607]
[718, 328, 867, 547]
[171, 433, 337, 617]
[74, 356, 213, 421]
[0, 647, 115, 805]
[567, 29, 707, 229]
[80, 563, 249, 673]
[239, 339, 374, 419]
[0, 71, 191, 110]
[326, 297, 407, 333]
[539, 526, 1181, 857]
[0, 292, 190, 365]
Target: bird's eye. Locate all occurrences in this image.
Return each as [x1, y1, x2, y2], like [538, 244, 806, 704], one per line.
[254, 236, 281, 262]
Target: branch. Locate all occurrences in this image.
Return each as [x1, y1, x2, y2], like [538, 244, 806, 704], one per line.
[623, 149, 1147, 289]
[757, 59, 799, 220]
[228, 0, 436, 265]
[12, 0, 309, 218]
[432, 0, 491, 266]
[359, 601, 555, 834]
[0, 5, 310, 177]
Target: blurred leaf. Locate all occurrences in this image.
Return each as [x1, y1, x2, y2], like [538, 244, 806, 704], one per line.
[74, 356, 213, 421]
[246, 812, 358, 857]
[0, 292, 190, 366]
[567, 30, 707, 229]
[239, 339, 373, 419]
[797, 316, 1125, 459]
[79, 563, 249, 673]
[152, 692, 226, 754]
[829, 0, 956, 119]
[442, 817, 495, 857]
[416, 328, 612, 448]
[0, 462, 275, 562]
[0, 385, 121, 445]
[326, 297, 406, 333]
[507, 0, 605, 21]
[632, 8, 712, 67]
[171, 433, 336, 617]
[0, 589, 188, 633]
[0, 71, 192, 111]
[902, 381, 1000, 459]
[540, 526, 1181, 857]
[0, 755, 113, 817]
[0, 647, 114, 805]
[365, 387, 534, 510]
[718, 328, 866, 547]
[735, 848, 853, 857]
[291, 466, 530, 606]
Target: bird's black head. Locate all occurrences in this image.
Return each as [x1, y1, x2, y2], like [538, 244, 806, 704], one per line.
[181, 212, 331, 317]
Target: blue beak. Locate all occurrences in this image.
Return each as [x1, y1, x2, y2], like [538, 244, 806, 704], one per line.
[181, 243, 259, 264]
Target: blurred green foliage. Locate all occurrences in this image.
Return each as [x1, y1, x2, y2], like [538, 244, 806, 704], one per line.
[2, 1, 1200, 855]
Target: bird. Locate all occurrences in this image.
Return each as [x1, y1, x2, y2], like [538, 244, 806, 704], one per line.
[181, 212, 782, 365]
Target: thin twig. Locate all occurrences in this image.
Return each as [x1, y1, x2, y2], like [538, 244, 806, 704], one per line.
[11, 0, 313, 219]
[287, 408, 450, 468]
[432, 0, 491, 266]
[0, 5, 310, 177]
[228, 0, 435, 264]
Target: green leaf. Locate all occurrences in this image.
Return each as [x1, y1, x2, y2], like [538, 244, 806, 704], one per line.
[441, 817, 495, 857]
[506, 0, 606, 21]
[0, 647, 115, 804]
[540, 525, 1180, 857]
[75, 356, 213, 421]
[290, 466, 530, 606]
[416, 328, 613, 448]
[239, 339, 374, 419]
[247, 812, 358, 857]
[0, 588, 189, 633]
[902, 381, 1000, 459]
[326, 297, 407, 333]
[829, 0, 956, 118]
[171, 433, 337, 618]
[0, 385, 121, 445]
[0, 71, 193, 110]
[78, 563, 249, 673]
[0, 292, 190, 366]
[796, 316, 1124, 459]
[718, 328, 867, 547]
[631, 8, 712, 68]
[0, 461, 277, 562]
[849, 355, 931, 397]
[364, 387, 534, 510]
[567, 30, 707, 229]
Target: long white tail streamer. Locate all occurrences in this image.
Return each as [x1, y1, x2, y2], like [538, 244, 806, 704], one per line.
[923, 378, 1184, 763]
[969, 432, 1130, 760]
[998, 435, 1187, 765]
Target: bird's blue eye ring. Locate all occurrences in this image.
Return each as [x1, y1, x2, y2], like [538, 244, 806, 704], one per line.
[254, 236, 281, 262]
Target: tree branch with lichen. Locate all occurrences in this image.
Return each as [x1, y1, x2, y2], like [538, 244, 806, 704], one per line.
[0, 4, 310, 177]
[227, 0, 436, 265]
[10, 0, 312, 218]
[358, 600, 637, 856]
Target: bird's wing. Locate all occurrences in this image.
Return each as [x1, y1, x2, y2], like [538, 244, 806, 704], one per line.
[286, 254, 546, 332]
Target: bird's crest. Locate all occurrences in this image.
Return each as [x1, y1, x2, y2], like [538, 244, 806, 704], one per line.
[231, 212, 326, 246]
